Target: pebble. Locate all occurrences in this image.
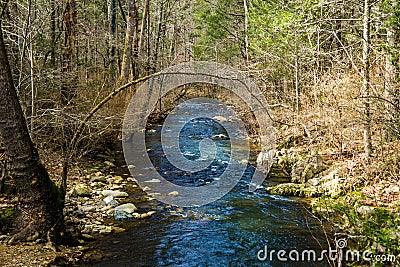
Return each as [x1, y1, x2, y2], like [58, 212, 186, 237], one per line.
[111, 185, 124, 190]
[113, 176, 124, 184]
[104, 161, 116, 167]
[140, 213, 150, 219]
[80, 205, 96, 212]
[100, 205, 113, 212]
[106, 208, 115, 216]
[91, 176, 107, 183]
[101, 190, 129, 197]
[212, 116, 228, 122]
[168, 191, 179, 197]
[132, 213, 140, 219]
[103, 195, 114, 204]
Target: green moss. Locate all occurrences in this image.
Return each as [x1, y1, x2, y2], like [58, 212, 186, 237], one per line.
[49, 178, 65, 207]
[312, 195, 400, 261]
[0, 208, 18, 230]
[266, 183, 316, 197]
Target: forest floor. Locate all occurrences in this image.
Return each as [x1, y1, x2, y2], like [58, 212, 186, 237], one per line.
[0, 146, 157, 266]
[0, 242, 75, 266]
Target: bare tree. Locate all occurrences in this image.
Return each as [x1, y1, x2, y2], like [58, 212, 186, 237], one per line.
[362, 0, 372, 156]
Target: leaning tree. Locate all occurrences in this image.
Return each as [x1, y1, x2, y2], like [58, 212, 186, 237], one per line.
[0, 22, 67, 244]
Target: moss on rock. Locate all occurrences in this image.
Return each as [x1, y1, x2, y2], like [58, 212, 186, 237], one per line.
[265, 183, 319, 197]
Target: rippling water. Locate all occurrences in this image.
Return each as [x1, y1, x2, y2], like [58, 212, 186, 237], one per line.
[90, 100, 330, 267]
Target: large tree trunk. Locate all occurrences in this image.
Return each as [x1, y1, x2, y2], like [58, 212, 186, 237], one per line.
[0, 23, 66, 244]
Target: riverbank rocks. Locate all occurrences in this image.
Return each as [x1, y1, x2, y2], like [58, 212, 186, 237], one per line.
[266, 165, 350, 198]
[291, 155, 328, 183]
[101, 190, 129, 198]
[307, 167, 348, 197]
[69, 183, 92, 197]
[63, 157, 164, 236]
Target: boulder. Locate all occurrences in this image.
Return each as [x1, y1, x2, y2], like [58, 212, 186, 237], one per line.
[291, 155, 328, 183]
[309, 167, 348, 197]
[69, 183, 92, 197]
[265, 183, 316, 197]
[114, 210, 134, 221]
[114, 203, 137, 214]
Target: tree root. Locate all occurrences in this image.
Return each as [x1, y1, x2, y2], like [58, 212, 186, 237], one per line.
[7, 223, 38, 245]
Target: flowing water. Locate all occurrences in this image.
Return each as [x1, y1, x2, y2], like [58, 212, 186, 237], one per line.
[89, 100, 330, 267]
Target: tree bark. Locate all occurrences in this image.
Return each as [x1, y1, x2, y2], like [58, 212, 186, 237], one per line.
[154, 0, 166, 71]
[119, 0, 139, 85]
[138, 0, 150, 58]
[50, 0, 57, 67]
[61, 0, 77, 105]
[243, 0, 249, 64]
[0, 24, 66, 244]
[362, 0, 372, 156]
[384, 1, 399, 139]
[108, 0, 117, 68]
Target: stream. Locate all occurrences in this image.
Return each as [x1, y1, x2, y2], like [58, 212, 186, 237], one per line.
[88, 100, 330, 267]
